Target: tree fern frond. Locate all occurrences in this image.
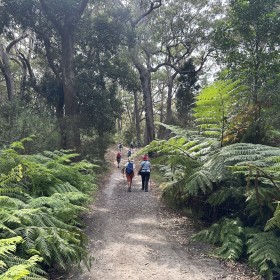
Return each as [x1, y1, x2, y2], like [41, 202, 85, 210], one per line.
[207, 186, 244, 206]
[192, 222, 222, 244]
[0, 236, 22, 258]
[0, 165, 23, 187]
[0, 236, 46, 280]
[265, 202, 280, 231]
[0, 255, 46, 280]
[0, 196, 26, 209]
[247, 232, 280, 279]
[184, 169, 214, 196]
[193, 218, 244, 261]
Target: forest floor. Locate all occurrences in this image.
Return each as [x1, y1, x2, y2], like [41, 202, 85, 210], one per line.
[60, 148, 260, 280]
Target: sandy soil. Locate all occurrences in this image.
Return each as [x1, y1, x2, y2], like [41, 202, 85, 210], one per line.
[62, 148, 260, 280]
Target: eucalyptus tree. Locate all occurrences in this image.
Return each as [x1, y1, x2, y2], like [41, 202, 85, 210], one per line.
[214, 0, 280, 144]
[1, 0, 90, 150]
[154, 0, 222, 124]
[117, 0, 223, 144]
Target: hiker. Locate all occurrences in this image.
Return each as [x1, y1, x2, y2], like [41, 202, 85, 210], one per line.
[138, 154, 151, 192]
[116, 151, 122, 168]
[122, 159, 135, 192]
[118, 143, 123, 152]
[130, 141, 134, 150]
[127, 148, 131, 158]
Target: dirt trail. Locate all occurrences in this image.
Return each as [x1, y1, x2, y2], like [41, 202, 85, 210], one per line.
[66, 149, 258, 280]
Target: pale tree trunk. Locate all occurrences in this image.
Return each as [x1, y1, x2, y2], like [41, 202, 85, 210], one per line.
[133, 91, 141, 144]
[136, 64, 155, 144]
[166, 67, 176, 124]
[0, 43, 15, 101]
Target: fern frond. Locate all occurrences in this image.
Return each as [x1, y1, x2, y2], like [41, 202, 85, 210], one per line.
[247, 232, 280, 279]
[193, 218, 244, 261]
[184, 169, 214, 196]
[0, 236, 47, 280]
[192, 222, 222, 244]
[0, 196, 26, 209]
[0, 165, 23, 187]
[265, 202, 280, 231]
[207, 186, 244, 206]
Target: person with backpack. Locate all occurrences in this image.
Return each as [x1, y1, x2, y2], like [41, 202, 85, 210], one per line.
[116, 151, 122, 168]
[118, 143, 123, 152]
[122, 159, 135, 192]
[137, 154, 151, 192]
[127, 148, 132, 158]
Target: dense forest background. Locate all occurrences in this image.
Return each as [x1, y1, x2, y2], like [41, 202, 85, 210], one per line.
[1, 0, 280, 279]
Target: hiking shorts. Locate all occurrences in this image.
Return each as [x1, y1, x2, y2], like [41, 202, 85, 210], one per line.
[126, 172, 134, 182]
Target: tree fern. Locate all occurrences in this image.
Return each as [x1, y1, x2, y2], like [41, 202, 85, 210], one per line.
[184, 169, 215, 196]
[194, 79, 240, 144]
[247, 232, 280, 279]
[207, 186, 244, 206]
[0, 236, 46, 280]
[265, 202, 280, 231]
[193, 218, 245, 261]
[0, 140, 97, 275]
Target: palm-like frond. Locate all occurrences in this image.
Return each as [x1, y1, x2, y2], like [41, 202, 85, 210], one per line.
[207, 186, 244, 206]
[247, 232, 280, 280]
[265, 202, 280, 231]
[184, 169, 215, 196]
[0, 236, 46, 279]
[193, 218, 244, 261]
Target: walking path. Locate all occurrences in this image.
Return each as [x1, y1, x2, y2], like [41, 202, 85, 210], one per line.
[65, 149, 257, 280]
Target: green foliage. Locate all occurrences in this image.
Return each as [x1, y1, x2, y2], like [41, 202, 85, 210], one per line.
[247, 232, 280, 280]
[0, 236, 46, 279]
[0, 99, 59, 152]
[193, 218, 245, 261]
[0, 139, 97, 276]
[214, 0, 280, 144]
[265, 203, 280, 231]
[143, 124, 280, 277]
[194, 79, 241, 143]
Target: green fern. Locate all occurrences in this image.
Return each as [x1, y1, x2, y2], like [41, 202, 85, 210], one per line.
[194, 79, 240, 141]
[184, 169, 215, 196]
[265, 202, 280, 231]
[0, 141, 97, 275]
[207, 186, 244, 206]
[193, 218, 245, 261]
[0, 236, 46, 279]
[247, 232, 280, 279]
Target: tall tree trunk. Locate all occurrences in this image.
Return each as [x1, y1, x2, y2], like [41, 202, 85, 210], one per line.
[133, 91, 141, 144]
[166, 67, 174, 124]
[61, 29, 81, 151]
[133, 55, 155, 145]
[0, 43, 15, 101]
[139, 67, 155, 144]
[38, 0, 89, 151]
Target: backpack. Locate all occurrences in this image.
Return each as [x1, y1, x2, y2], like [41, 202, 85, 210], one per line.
[126, 162, 133, 174]
[116, 152, 121, 158]
[127, 150, 131, 157]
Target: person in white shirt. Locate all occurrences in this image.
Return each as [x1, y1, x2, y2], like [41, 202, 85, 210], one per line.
[138, 155, 151, 192]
